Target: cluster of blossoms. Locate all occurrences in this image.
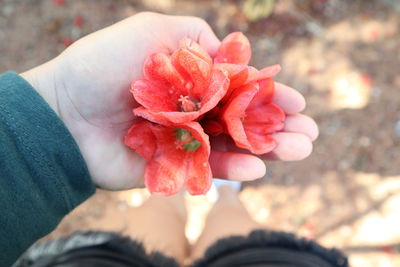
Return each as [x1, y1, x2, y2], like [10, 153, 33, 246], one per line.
[125, 32, 285, 196]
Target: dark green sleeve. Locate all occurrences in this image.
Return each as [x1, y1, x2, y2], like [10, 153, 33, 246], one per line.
[0, 71, 95, 266]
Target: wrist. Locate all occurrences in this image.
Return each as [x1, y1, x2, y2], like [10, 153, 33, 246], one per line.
[20, 58, 61, 117]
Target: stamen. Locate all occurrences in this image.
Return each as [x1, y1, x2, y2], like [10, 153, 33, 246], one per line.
[174, 140, 184, 150]
[178, 95, 199, 112]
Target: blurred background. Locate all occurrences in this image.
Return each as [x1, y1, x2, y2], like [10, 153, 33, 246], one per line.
[1, 0, 400, 266]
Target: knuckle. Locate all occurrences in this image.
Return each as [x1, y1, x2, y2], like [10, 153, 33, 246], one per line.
[192, 16, 208, 27]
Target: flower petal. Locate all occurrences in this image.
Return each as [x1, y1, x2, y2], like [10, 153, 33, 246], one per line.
[124, 120, 212, 196]
[221, 83, 259, 151]
[133, 106, 172, 125]
[202, 120, 224, 136]
[143, 52, 187, 91]
[199, 68, 230, 114]
[134, 106, 200, 125]
[145, 125, 187, 196]
[214, 32, 252, 65]
[124, 120, 156, 160]
[172, 44, 212, 99]
[131, 79, 180, 112]
[248, 78, 275, 107]
[214, 63, 249, 89]
[145, 122, 211, 196]
[186, 154, 212, 195]
[214, 63, 250, 104]
[180, 122, 212, 195]
[244, 78, 285, 135]
[222, 82, 259, 118]
[222, 80, 284, 154]
[179, 38, 212, 66]
[244, 103, 285, 135]
[246, 64, 281, 83]
[245, 131, 277, 154]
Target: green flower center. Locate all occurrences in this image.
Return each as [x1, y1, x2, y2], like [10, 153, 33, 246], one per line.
[175, 128, 201, 151]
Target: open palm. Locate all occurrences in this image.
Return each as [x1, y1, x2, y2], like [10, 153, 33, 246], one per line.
[27, 13, 318, 190]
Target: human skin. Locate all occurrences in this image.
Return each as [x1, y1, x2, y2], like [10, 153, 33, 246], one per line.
[21, 12, 318, 190]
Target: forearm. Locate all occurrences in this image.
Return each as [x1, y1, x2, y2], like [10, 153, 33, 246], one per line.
[0, 72, 95, 266]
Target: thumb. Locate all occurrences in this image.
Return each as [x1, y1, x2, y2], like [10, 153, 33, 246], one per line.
[196, 20, 221, 57]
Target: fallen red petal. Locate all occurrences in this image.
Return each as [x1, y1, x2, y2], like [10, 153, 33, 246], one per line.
[74, 16, 84, 28]
[53, 0, 65, 6]
[62, 38, 74, 47]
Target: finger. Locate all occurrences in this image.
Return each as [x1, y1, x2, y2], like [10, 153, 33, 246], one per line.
[262, 132, 313, 161]
[284, 114, 319, 141]
[171, 16, 221, 57]
[273, 83, 306, 114]
[197, 22, 221, 57]
[210, 150, 266, 181]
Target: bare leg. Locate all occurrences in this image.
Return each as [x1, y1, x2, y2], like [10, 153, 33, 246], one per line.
[124, 192, 188, 264]
[190, 186, 262, 261]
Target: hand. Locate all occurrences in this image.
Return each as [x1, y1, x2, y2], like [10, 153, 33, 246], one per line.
[21, 12, 318, 190]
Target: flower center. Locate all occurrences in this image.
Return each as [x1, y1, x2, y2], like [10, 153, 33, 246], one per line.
[178, 95, 199, 112]
[175, 128, 201, 151]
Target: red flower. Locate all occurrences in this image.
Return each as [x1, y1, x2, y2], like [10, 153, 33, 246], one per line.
[213, 32, 281, 104]
[124, 120, 212, 196]
[203, 32, 283, 141]
[132, 39, 229, 125]
[221, 78, 285, 154]
[126, 33, 287, 196]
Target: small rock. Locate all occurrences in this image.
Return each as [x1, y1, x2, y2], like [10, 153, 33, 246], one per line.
[2, 5, 15, 17]
[44, 19, 61, 33]
[343, 136, 353, 147]
[338, 160, 350, 170]
[372, 87, 381, 99]
[325, 119, 341, 136]
[70, 27, 81, 39]
[305, 21, 324, 36]
[283, 175, 294, 185]
[394, 120, 400, 138]
[359, 136, 371, 147]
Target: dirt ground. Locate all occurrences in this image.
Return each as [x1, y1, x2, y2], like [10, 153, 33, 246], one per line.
[1, 0, 400, 266]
